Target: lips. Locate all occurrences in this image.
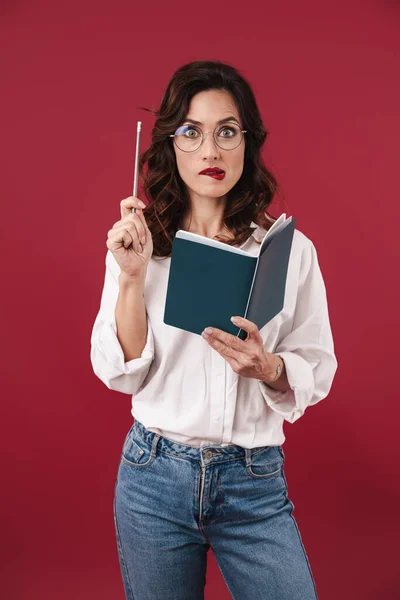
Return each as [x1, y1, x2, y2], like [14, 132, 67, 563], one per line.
[199, 168, 225, 175]
[199, 167, 226, 180]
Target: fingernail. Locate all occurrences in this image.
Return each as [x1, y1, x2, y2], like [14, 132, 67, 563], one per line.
[138, 200, 146, 208]
[138, 244, 143, 253]
[231, 316, 239, 323]
[141, 237, 146, 245]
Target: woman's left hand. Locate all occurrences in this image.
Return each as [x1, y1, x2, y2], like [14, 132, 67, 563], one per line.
[201, 315, 279, 382]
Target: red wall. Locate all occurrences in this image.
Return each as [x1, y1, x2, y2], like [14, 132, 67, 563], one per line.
[2, 1, 399, 598]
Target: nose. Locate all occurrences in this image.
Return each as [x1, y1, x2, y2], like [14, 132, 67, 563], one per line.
[200, 131, 221, 160]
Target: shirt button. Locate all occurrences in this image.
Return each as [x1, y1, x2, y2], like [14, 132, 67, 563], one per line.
[213, 416, 220, 421]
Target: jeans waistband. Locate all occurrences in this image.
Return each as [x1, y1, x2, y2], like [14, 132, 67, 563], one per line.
[133, 419, 276, 466]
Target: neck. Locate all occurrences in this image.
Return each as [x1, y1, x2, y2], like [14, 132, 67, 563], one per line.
[180, 194, 231, 239]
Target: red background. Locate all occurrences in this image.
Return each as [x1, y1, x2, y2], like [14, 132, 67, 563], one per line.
[2, 1, 399, 598]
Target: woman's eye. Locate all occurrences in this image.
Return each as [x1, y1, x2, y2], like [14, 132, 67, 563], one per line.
[219, 127, 235, 137]
[181, 126, 199, 137]
[186, 128, 198, 137]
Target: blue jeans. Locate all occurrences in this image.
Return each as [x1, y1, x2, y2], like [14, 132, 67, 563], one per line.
[113, 419, 318, 600]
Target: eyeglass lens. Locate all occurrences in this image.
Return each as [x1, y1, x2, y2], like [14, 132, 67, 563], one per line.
[173, 123, 243, 151]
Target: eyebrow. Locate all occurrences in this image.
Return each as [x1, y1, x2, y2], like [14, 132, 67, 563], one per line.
[183, 116, 240, 126]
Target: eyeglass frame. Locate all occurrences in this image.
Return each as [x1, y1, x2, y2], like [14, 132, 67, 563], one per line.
[169, 122, 247, 152]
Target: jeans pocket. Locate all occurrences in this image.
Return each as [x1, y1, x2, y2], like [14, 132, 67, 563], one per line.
[245, 445, 284, 480]
[121, 425, 157, 470]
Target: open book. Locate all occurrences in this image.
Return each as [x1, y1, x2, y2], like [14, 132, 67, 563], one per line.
[163, 214, 296, 340]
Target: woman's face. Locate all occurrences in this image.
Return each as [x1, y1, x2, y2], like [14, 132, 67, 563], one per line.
[172, 89, 245, 202]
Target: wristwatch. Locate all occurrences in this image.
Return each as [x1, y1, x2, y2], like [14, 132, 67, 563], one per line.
[274, 356, 283, 380]
[259, 355, 283, 383]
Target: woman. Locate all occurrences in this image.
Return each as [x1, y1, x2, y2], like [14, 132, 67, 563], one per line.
[90, 60, 338, 600]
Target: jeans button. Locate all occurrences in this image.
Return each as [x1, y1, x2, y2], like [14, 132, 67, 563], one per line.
[204, 450, 213, 459]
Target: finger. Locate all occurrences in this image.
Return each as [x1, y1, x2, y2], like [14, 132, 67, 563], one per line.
[227, 354, 242, 373]
[122, 197, 151, 244]
[137, 203, 151, 238]
[207, 336, 239, 359]
[202, 327, 247, 353]
[231, 316, 261, 339]
[209, 348, 241, 373]
[111, 223, 142, 253]
[106, 227, 133, 251]
[108, 225, 134, 250]
[109, 215, 144, 251]
[122, 222, 142, 253]
[205, 337, 246, 375]
[120, 196, 146, 220]
[121, 213, 146, 246]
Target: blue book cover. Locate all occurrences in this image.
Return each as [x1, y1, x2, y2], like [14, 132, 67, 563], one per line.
[163, 214, 296, 340]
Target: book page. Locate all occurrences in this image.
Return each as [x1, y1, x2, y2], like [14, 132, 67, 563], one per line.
[175, 230, 250, 256]
[242, 214, 292, 319]
[176, 213, 291, 258]
[259, 215, 293, 256]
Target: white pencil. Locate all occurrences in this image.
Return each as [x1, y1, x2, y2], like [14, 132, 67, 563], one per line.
[132, 121, 142, 213]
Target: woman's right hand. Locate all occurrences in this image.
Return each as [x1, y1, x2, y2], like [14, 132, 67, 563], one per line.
[106, 196, 153, 279]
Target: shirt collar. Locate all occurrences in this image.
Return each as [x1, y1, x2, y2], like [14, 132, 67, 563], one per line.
[238, 221, 266, 248]
[249, 221, 266, 242]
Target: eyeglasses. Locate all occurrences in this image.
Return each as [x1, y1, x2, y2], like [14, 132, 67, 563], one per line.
[169, 123, 247, 152]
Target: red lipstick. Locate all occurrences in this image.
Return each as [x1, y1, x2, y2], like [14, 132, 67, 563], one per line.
[199, 167, 225, 180]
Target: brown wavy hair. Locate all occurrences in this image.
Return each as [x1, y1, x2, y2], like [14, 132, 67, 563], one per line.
[137, 59, 280, 259]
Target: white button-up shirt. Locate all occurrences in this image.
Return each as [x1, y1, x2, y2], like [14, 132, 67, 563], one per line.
[90, 222, 338, 449]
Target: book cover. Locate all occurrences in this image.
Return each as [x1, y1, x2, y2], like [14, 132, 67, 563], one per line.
[163, 214, 296, 340]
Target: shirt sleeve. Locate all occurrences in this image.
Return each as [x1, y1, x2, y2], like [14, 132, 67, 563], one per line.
[90, 250, 155, 395]
[258, 239, 338, 423]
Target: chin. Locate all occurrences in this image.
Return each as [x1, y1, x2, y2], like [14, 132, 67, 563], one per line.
[193, 180, 232, 196]
[198, 188, 229, 199]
